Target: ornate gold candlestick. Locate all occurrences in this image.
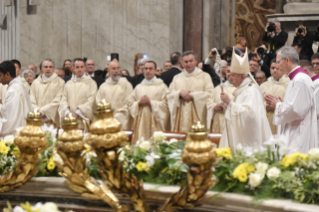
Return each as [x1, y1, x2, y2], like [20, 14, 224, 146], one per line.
[0, 111, 48, 192]
[55, 114, 124, 212]
[159, 122, 217, 212]
[85, 101, 148, 212]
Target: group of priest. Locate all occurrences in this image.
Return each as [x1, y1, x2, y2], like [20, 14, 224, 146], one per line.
[0, 46, 318, 154]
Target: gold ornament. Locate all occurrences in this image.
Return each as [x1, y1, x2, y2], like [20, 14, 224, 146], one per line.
[0, 111, 48, 192]
[56, 114, 127, 212]
[85, 100, 149, 212]
[159, 122, 217, 212]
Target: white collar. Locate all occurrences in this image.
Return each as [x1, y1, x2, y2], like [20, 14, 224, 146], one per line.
[144, 75, 156, 83]
[184, 67, 198, 75]
[238, 77, 251, 88]
[42, 74, 53, 82]
[288, 65, 300, 76]
[9, 77, 22, 87]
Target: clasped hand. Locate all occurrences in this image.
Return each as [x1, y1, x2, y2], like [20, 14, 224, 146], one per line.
[139, 95, 151, 106]
[220, 92, 231, 106]
[264, 94, 282, 111]
[180, 90, 193, 102]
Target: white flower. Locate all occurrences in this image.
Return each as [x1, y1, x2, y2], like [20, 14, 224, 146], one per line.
[153, 131, 165, 143]
[3, 135, 14, 145]
[243, 146, 254, 157]
[118, 150, 125, 161]
[255, 162, 268, 175]
[309, 148, 319, 160]
[52, 153, 64, 166]
[248, 172, 264, 188]
[145, 152, 160, 167]
[31, 202, 43, 211]
[267, 167, 281, 179]
[39, 202, 60, 212]
[165, 138, 178, 145]
[139, 140, 152, 151]
[236, 143, 243, 150]
[13, 206, 26, 212]
[16, 127, 23, 135]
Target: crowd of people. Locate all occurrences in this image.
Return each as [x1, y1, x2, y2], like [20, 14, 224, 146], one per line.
[0, 20, 319, 153]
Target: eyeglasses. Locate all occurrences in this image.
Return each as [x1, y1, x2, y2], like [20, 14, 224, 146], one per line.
[256, 77, 265, 80]
[312, 62, 319, 66]
[249, 64, 259, 67]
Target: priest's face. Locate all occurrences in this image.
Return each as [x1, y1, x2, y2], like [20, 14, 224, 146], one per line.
[229, 72, 245, 87]
[312, 58, 319, 75]
[270, 62, 283, 81]
[14, 63, 21, 77]
[42, 61, 55, 78]
[144, 62, 156, 80]
[0, 72, 10, 85]
[74, 60, 86, 78]
[109, 60, 121, 81]
[276, 53, 289, 75]
[182, 54, 197, 73]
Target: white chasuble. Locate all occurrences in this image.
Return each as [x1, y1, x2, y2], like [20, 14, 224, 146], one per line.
[219, 78, 272, 150]
[211, 81, 236, 133]
[0, 78, 32, 136]
[121, 78, 169, 143]
[30, 73, 65, 126]
[167, 68, 214, 132]
[0, 83, 7, 99]
[19, 76, 31, 94]
[312, 75, 319, 141]
[260, 76, 290, 134]
[96, 77, 133, 129]
[59, 75, 97, 131]
[274, 67, 317, 154]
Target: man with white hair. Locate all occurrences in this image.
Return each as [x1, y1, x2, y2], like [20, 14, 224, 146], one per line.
[265, 47, 317, 153]
[22, 69, 35, 85]
[30, 59, 65, 126]
[220, 49, 271, 149]
[96, 59, 133, 129]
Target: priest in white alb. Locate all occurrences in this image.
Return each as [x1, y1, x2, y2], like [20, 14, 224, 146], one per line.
[117, 61, 169, 143]
[219, 49, 272, 149]
[30, 59, 65, 127]
[0, 61, 32, 136]
[211, 64, 236, 133]
[96, 59, 133, 129]
[59, 58, 97, 132]
[167, 51, 214, 132]
[11, 59, 31, 93]
[265, 47, 317, 153]
[260, 59, 289, 134]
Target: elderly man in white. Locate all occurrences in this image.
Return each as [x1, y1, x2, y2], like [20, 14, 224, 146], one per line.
[219, 49, 272, 150]
[265, 47, 317, 153]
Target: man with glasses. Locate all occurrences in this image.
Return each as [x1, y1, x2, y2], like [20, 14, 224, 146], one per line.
[249, 59, 260, 78]
[265, 47, 317, 154]
[311, 53, 319, 75]
[255, 70, 267, 85]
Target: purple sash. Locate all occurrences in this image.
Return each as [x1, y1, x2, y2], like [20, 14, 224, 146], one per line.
[311, 75, 319, 82]
[288, 67, 308, 80]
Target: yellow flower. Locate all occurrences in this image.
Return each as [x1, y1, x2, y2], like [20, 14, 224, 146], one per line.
[21, 201, 39, 212]
[13, 147, 20, 158]
[47, 157, 56, 171]
[281, 152, 309, 168]
[0, 141, 9, 155]
[135, 162, 149, 172]
[215, 148, 233, 159]
[233, 162, 255, 182]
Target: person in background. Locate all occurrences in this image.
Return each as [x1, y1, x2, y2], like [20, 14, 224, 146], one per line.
[55, 68, 65, 78]
[121, 69, 130, 76]
[293, 21, 314, 60]
[255, 70, 267, 85]
[133, 53, 144, 76]
[163, 61, 172, 71]
[233, 36, 247, 55]
[311, 52, 319, 75]
[156, 66, 163, 76]
[22, 69, 35, 85]
[28, 64, 38, 78]
[11, 59, 31, 93]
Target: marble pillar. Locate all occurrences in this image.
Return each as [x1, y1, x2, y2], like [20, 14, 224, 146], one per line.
[184, 0, 203, 61]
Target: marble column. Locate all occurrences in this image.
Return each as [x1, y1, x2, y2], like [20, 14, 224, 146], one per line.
[184, 0, 203, 60]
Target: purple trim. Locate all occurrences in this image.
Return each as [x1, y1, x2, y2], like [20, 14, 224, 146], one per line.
[288, 67, 308, 80]
[311, 75, 319, 81]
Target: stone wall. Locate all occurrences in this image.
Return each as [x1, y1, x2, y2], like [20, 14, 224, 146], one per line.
[1, 0, 183, 73]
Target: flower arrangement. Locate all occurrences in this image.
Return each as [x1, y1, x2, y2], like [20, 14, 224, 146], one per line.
[119, 132, 188, 185]
[0, 135, 18, 175]
[3, 201, 70, 212]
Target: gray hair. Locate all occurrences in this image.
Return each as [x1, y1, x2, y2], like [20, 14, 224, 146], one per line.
[256, 70, 266, 77]
[182, 51, 197, 60]
[137, 57, 149, 65]
[220, 60, 227, 68]
[277, 46, 299, 65]
[275, 21, 281, 26]
[22, 69, 35, 78]
[41, 58, 55, 67]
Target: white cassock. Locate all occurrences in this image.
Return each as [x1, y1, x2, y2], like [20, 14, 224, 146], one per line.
[274, 66, 318, 153]
[0, 78, 32, 136]
[219, 77, 272, 149]
[312, 75, 319, 141]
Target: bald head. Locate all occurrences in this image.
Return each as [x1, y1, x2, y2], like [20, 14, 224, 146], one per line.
[108, 59, 121, 82]
[85, 59, 95, 75]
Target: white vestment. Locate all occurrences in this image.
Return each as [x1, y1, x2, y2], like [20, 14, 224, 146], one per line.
[274, 67, 318, 153]
[219, 78, 272, 149]
[0, 78, 32, 136]
[313, 76, 319, 141]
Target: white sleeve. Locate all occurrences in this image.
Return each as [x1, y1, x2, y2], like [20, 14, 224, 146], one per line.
[204, 58, 211, 64]
[64, 108, 70, 117]
[75, 109, 89, 122]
